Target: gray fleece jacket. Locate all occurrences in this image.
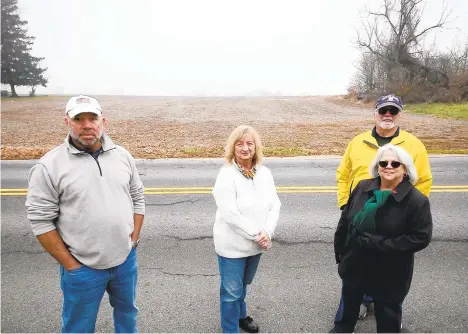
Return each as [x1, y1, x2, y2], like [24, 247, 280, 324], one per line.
[26, 133, 145, 269]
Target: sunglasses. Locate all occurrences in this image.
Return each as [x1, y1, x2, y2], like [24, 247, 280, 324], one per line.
[378, 160, 402, 168]
[378, 106, 400, 115]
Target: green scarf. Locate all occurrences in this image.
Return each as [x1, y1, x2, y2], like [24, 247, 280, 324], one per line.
[351, 189, 392, 236]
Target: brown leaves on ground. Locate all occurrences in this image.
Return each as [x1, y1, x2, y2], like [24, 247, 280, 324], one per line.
[1, 95, 467, 160]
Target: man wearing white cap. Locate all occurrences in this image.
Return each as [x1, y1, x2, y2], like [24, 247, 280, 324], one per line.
[26, 95, 145, 333]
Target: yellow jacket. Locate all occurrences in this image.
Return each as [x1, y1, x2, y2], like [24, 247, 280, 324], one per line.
[336, 129, 433, 208]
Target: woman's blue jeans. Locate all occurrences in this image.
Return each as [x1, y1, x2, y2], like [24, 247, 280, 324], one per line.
[60, 248, 138, 333]
[217, 253, 262, 333]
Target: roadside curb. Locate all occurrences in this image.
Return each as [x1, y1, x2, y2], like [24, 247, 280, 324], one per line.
[1, 154, 467, 164]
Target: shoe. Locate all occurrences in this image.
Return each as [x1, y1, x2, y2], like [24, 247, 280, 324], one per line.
[358, 304, 367, 320]
[239, 316, 259, 333]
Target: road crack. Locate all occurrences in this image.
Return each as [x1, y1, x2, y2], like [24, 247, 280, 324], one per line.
[161, 271, 217, 278]
[160, 235, 213, 242]
[146, 199, 201, 206]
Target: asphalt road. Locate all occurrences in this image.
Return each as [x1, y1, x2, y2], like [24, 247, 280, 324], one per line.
[1, 156, 468, 333]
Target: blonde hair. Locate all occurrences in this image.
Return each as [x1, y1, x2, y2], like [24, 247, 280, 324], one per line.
[224, 125, 263, 165]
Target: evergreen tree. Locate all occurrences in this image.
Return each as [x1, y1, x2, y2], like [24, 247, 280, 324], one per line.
[1, 0, 47, 97]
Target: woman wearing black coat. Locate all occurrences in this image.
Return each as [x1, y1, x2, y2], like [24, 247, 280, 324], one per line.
[331, 144, 433, 333]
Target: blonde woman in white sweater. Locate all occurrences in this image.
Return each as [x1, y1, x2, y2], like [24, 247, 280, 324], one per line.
[212, 125, 281, 333]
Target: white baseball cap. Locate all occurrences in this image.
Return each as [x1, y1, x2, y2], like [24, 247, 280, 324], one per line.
[65, 95, 103, 118]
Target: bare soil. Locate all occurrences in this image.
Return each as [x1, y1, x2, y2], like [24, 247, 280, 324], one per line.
[1, 95, 467, 159]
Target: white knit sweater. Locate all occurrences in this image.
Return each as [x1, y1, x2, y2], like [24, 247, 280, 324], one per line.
[212, 163, 281, 258]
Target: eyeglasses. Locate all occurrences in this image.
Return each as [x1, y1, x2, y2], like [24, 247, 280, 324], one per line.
[378, 160, 402, 168]
[378, 106, 400, 115]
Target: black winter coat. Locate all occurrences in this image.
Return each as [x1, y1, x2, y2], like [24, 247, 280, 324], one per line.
[334, 177, 433, 302]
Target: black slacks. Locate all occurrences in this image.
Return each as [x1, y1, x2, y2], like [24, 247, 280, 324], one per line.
[333, 281, 402, 333]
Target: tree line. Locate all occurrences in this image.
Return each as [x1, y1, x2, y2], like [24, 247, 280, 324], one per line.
[2, 0, 467, 102]
[349, 0, 468, 103]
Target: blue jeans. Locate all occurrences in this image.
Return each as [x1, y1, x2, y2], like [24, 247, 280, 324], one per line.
[217, 254, 262, 333]
[60, 248, 138, 333]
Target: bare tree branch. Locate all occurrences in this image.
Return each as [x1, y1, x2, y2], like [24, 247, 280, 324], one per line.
[351, 0, 463, 99]
[403, 1, 450, 48]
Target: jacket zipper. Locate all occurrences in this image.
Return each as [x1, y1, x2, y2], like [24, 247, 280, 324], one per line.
[87, 151, 103, 176]
[95, 159, 102, 176]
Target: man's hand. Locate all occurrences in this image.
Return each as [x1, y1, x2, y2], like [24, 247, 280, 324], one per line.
[37, 230, 82, 271]
[64, 261, 82, 271]
[131, 232, 139, 243]
[131, 213, 144, 247]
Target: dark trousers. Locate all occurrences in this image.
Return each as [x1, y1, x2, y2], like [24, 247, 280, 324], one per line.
[333, 282, 402, 333]
[335, 291, 373, 323]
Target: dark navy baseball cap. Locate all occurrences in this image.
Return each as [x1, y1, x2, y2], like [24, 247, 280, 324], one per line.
[375, 94, 403, 111]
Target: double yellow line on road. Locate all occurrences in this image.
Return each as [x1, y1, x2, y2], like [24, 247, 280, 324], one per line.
[1, 185, 468, 196]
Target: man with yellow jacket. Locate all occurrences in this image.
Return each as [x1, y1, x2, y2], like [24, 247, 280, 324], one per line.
[337, 94, 432, 209]
[333, 94, 432, 326]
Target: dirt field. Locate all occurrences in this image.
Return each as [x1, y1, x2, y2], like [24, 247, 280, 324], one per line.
[1, 95, 467, 159]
